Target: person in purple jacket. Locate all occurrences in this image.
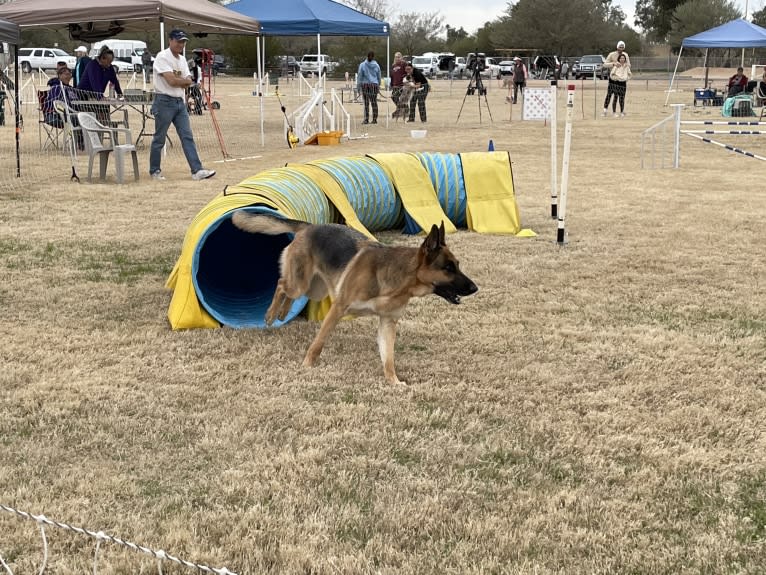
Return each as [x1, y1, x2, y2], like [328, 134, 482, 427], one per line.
[76, 45, 123, 124]
[77, 45, 123, 98]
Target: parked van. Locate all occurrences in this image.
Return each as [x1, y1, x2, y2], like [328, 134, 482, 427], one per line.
[90, 39, 151, 72]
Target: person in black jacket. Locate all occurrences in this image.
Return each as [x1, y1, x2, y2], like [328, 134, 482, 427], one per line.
[404, 62, 429, 123]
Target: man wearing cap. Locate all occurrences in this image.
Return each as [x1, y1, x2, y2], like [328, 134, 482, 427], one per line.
[603, 41, 630, 115]
[74, 46, 91, 88]
[149, 28, 215, 181]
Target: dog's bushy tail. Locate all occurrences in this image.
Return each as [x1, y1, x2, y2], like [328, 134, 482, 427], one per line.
[231, 212, 310, 236]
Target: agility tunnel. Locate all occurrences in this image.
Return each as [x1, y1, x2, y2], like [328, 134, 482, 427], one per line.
[166, 151, 535, 330]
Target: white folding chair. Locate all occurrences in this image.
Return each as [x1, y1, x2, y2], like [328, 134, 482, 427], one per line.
[77, 112, 139, 184]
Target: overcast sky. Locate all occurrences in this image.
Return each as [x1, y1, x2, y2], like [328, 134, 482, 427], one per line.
[402, 0, 756, 36]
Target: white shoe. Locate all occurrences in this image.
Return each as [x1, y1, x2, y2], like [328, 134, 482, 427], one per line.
[602, 109, 607, 116]
[620, 112, 626, 117]
[151, 171, 165, 181]
[613, 112, 619, 117]
[192, 169, 216, 181]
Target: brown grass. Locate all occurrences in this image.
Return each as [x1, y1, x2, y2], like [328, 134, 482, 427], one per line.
[0, 74, 765, 575]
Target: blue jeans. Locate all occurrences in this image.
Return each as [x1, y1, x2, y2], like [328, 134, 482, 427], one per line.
[150, 93, 202, 175]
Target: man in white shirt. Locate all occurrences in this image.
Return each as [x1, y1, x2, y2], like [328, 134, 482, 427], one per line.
[150, 29, 215, 181]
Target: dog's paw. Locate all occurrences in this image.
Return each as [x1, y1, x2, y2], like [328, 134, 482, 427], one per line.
[388, 376, 407, 386]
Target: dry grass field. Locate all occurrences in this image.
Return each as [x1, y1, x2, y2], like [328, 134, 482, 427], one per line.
[1, 72, 765, 574]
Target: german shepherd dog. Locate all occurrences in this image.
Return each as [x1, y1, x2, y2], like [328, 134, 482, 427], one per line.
[231, 212, 478, 385]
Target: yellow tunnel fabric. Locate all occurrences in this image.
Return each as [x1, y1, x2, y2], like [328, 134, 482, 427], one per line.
[367, 153, 457, 234]
[166, 151, 534, 330]
[459, 151, 536, 236]
[286, 163, 375, 240]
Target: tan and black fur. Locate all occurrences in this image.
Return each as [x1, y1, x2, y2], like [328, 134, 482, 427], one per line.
[231, 212, 478, 385]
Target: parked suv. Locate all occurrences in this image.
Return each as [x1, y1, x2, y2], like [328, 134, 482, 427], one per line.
[575, 54, 609, 79]
[412, 54, 439, 78]
[299, 54, 338, 76]
[532, 55, 561, 79]
[18, 48, 76, 73]
[479, 57, 501, 79]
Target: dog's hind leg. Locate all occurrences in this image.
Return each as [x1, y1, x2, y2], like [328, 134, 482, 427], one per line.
[303, 302, 346, 368]
[378, 316, 405, 385]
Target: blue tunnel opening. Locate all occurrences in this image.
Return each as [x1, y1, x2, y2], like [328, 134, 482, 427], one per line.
[192, 206, 308, 328]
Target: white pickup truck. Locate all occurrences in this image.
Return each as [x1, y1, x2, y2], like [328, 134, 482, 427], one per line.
[299, 54, 338, 76]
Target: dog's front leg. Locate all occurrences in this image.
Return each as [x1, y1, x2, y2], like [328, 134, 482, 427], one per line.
[378, 316, 404, 385]
[303, 302, 346, 367]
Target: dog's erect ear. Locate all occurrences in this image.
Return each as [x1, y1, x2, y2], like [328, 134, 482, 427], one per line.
[424, 224, 441, 253]
[438, 221, 446, 246]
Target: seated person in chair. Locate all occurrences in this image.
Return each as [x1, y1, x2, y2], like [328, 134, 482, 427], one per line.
[44, 67, 85, 149]
[46, 61, 69, 88]
[727, 67, 748, 97]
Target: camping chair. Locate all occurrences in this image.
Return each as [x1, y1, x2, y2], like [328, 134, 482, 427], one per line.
[53, 100, 83, 153]
[77, 112, 139, 184]
[37, 89, 61, 151]
[756, 83, 766, 120]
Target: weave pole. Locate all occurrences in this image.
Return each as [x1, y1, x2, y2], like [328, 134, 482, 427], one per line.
[550, 79, 558, 219]
[557, 84, 575, 245]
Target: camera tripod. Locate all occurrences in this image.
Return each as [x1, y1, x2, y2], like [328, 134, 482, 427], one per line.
[456, 66, 493, 124]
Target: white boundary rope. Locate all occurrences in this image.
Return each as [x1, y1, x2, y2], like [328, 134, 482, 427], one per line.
[0, 504, 238, 575]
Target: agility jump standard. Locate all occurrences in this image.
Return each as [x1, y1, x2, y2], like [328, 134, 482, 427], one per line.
[670, 105, 766, 167]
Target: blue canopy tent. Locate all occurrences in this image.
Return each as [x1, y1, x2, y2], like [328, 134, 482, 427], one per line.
[226, 0, 390, 142]
[666, 19, 766, 105]
[226, 0, 389, 37]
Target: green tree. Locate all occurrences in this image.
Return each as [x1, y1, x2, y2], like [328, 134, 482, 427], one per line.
[473, 22, 499, 55]
[635, 0, 696, 41]
[491, 0, 636, 56]
[666, 0, 741, 50]
[751, 6, 766, 27]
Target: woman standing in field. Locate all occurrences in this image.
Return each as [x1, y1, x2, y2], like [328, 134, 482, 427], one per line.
[604, 52, 631, 117]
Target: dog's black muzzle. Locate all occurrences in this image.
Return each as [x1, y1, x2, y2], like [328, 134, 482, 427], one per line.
[434, 274, 478, 305]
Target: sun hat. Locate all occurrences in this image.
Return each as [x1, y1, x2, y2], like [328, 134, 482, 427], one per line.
[76, 45, 88, 53]
[169, 29, 189, 41]
[617, 41, 626, 49]
[514, 56, 521, 61]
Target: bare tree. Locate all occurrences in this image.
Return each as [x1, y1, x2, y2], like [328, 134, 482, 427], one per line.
[391, 11, 445, 58]
[340, 0, 391, 22]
